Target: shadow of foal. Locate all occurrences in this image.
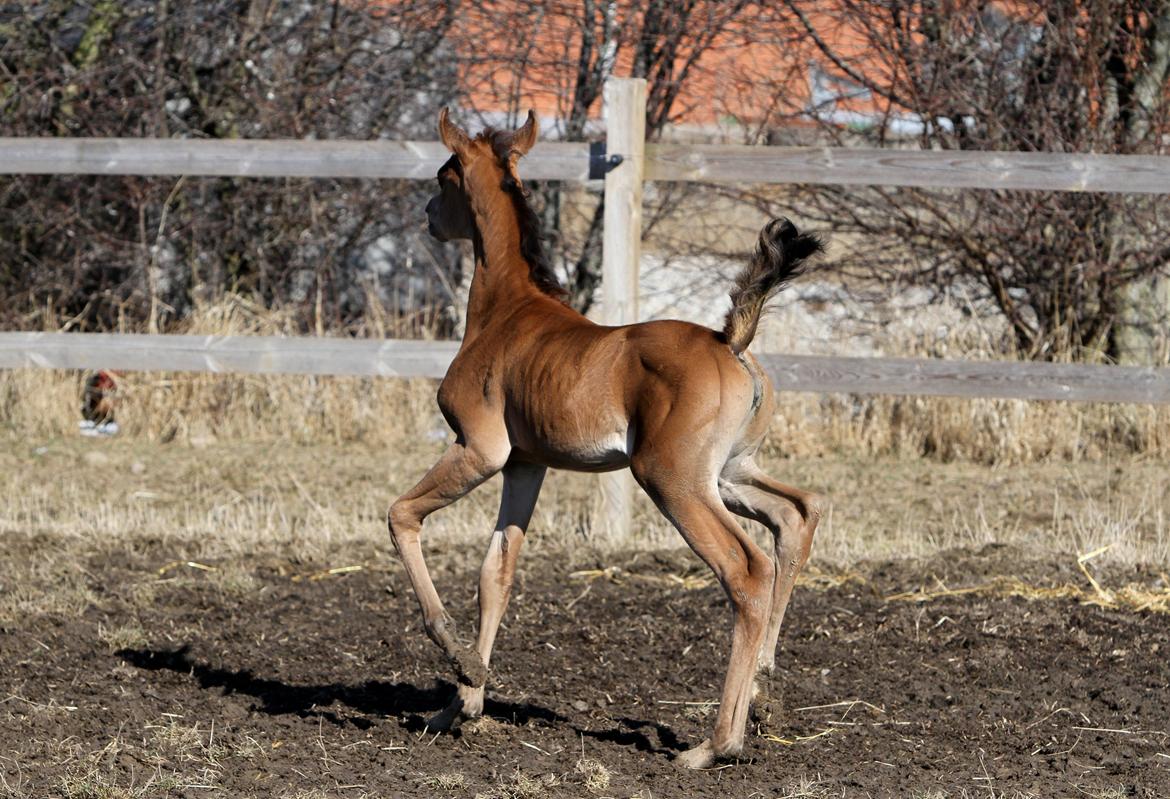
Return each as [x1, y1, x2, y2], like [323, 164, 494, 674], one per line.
[118, 646, 564, 731]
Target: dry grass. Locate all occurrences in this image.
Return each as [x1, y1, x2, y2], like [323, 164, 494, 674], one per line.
[474, 768, 559, 799]
[573, 756, 613, 793]
[417, 771, 470, 793]
[0, 435, 1165, 638]
[1, 716, 287, 799]
[96, 622, 148, 652]
[897, 790, 1131, 799]
[884, 574, 1170, 614]
[148, 720, 212, 763]
[49, 732, 220, 799]
[4, 363, 1168, 464]
[777, 777, 836, 798]
[2, 293, 1169, 464]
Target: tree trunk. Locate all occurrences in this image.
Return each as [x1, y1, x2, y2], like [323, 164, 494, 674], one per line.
[1111, 1, 1170, 364]
[1112, 275, 1170, 365]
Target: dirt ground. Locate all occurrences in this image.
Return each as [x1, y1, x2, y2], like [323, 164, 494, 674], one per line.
[2, 539, 1168, 798]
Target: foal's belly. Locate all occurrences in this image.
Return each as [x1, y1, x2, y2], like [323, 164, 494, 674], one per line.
[512, 439, 631, 472]
[505, 410, 633, 473]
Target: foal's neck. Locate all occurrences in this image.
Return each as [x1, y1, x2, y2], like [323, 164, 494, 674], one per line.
[463, 184, 543, 337]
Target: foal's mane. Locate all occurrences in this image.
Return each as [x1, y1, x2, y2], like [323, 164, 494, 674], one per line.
[479, 128, 568, 301]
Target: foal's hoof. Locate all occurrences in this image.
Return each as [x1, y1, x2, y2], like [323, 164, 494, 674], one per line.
[675, 739, 718, 770]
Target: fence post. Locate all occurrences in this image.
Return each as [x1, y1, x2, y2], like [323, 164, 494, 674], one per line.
[598, 77, 647, 542]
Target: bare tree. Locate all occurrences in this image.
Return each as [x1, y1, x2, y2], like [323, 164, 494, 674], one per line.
[735, 1, 1170, 363]
[453, 0, 754, 313]
[0, 0, 458, 334]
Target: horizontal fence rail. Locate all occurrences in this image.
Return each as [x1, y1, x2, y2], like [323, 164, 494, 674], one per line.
[2, 333, 1166, 404]
[6, 137, 1170, 194]
[756, 353, 1169, 404]
[0, 333, 459, 378]
[5, 138, 1170, 193]
[644, 145, 1170, 193]
[0, 138, 594, 181]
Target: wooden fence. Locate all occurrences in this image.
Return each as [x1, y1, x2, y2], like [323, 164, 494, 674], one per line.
[3, 77, 1169, 536]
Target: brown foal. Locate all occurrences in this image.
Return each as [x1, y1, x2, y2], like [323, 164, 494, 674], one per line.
[388, 109, 827, 769]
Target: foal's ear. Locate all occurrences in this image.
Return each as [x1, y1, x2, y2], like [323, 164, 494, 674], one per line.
[509, 109, 539, 158]
[438, 107, 472, 157]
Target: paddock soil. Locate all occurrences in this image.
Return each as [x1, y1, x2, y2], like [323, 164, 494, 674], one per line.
[2, 544, 1168, 798]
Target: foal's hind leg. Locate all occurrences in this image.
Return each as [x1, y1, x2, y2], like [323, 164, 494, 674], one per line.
[634, 461, 776, 769]
[389, 439, 509, 690]
[426, 462, 545, 731]
[719, 460, 825, 679]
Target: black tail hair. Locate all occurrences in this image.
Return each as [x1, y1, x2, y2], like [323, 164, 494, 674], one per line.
[722, 218, 824, 354]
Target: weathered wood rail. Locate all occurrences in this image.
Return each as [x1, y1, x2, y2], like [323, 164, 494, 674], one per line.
[0, 333, 458, 379]
[643, 145, 1170, 193]
[5, 137, 1170, 194]
[0, 138, 593, 181]
[3, 333, 1166, 405]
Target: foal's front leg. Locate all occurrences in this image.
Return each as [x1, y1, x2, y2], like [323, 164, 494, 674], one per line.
[388, 440, 508, 689]
[427, 461, 546, 731]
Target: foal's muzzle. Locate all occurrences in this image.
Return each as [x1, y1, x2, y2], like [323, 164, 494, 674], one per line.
[425, 196, 445, 241]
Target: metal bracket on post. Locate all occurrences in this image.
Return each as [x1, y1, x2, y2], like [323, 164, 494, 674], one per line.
[588, 141, 624, 180]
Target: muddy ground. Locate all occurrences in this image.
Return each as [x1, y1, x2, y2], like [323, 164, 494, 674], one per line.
[2, 544, 1168, 798]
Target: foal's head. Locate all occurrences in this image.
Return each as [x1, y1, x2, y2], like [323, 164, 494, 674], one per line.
[424, 108, 538, 243]
[425, 109, 566, 299]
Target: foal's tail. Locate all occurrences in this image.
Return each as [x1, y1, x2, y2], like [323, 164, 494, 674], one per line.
[722, 217, 824, 355]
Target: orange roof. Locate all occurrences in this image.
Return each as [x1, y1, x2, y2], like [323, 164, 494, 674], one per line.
[372, 2, 1035, 137]
[435, 2, 916, 135]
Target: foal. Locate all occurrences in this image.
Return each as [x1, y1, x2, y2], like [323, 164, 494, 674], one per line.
[389, 109, 827, 769]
